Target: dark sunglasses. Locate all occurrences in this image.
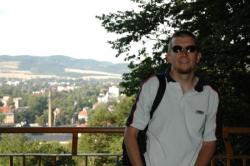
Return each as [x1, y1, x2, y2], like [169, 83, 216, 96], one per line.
[171, 45, 197, 54]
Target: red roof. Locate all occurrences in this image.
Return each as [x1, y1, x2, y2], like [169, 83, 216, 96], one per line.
[79, 107, 88, 117]
[0, 106, 11, 113]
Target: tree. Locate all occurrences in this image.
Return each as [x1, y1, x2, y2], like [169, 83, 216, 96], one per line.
[113, 95, 134, 127]
[0, 113, 5, 124]
[0, 101, 3, 124]
[28, 95, 48, 122]
[97, 1, 250, 158]
[97, 0, 250, 127]
[0, 134, 30, 166]
[49, 85, 100, 126]
[78, 99, 136, 165]
[78, 104, 118, 166]
[0, 134, 74, 166]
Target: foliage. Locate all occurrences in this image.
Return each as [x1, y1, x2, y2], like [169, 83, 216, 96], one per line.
[50, 86, 100, 126]
[30, 141, 74, 166]
[2, 83, 103, 126]
[113, 95, 135, 126]
[0, 113, 5, 124]
[79, 103, 117, 166]
[15, 95, 48, 124]
[0, 134, 74, 166]
[0, 77, 130, 165]
[97, 0, 250, 157]
[97, 0, 250, 127]
[0, 134, 32, 166]
[79, 96, 134, 165]
[88, 103, 116, 127]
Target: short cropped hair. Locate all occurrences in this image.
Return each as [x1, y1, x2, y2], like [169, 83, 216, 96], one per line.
[168, 30, 200, 52]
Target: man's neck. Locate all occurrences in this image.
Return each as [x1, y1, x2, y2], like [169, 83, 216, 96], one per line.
[169, 70, 197, 94]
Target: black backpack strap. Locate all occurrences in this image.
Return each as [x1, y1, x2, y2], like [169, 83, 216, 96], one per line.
[126, 74, 166, 126]
[149, 74, 167, 118]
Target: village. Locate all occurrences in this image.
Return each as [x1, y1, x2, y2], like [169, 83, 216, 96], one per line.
[0, 78, 121, 128]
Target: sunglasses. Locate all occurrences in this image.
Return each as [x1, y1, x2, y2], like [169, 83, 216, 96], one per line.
[171, 45, 197, 54]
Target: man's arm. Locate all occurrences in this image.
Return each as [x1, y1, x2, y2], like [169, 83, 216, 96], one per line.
[195, 141, 216, 166]
[124, 126, 144, 166]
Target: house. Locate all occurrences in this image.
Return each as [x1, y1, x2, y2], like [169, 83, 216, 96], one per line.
[78, 107, 88, 126]
[97, 86, 120, 103]
[13, 97, 22, 109]
[0, 105, 14, 124]
[108, 86, 119, 98]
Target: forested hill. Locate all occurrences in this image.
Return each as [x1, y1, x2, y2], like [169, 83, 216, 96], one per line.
[0, 55, 128, 76]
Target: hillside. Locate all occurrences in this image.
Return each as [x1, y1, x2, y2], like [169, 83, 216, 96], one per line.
[0, 55, 129, 79]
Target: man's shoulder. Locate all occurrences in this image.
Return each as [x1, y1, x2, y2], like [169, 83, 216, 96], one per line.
[142, 74, 161, 86]
[139, 74, 166, 99]
[203, 85, 219, 99]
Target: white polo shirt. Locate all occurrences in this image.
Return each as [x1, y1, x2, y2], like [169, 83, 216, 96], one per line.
[128, 74, 219, 166]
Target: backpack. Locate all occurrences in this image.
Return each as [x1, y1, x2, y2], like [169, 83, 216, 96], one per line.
[122, 74, 167, 166]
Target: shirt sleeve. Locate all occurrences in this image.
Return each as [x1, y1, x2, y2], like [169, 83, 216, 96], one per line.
[203, 87, 219, 141]
[129, 76, 159, 130]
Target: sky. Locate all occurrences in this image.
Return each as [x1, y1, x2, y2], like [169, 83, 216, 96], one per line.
[0, 0, 138, 63]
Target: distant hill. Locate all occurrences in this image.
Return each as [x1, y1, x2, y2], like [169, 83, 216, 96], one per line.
[0, 55, 129, 78]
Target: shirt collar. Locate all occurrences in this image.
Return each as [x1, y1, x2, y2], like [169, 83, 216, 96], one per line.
[165, 70, 205, 92]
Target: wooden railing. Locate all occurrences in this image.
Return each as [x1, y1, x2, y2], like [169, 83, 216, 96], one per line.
[0, 127, 250, 166]
[218, 127, 250, 166]
[0, 127, 124, 166]
[0, 127, 124, 155]
[211, 155, 250, 166]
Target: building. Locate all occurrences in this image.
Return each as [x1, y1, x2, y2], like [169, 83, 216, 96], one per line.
[13, 97, 22, 109]
[78, 107, 88, 126]
[108, 86, 119, 98]
[0, 105, 14, 124]
[97, 86, 120, 103]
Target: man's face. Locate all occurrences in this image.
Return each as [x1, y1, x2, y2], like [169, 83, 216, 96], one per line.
[166, 36, 201, 74]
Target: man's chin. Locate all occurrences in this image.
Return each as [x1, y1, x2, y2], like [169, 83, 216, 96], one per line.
[176, 68, 193, 74]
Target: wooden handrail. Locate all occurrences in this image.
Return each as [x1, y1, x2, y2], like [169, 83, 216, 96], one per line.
[0, 127, 125, 133]
[223, 127, 250, 156]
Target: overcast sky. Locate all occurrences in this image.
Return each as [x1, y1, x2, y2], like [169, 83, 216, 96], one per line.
[0, 0, 137, 63]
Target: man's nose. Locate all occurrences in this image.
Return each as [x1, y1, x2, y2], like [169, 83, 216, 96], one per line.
[179, 49, 189, 56]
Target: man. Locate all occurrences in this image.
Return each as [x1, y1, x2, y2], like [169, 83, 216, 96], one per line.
[124, 30, 219, 166]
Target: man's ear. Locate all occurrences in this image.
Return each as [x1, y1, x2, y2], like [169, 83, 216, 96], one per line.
[196, 52, 202, 64]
